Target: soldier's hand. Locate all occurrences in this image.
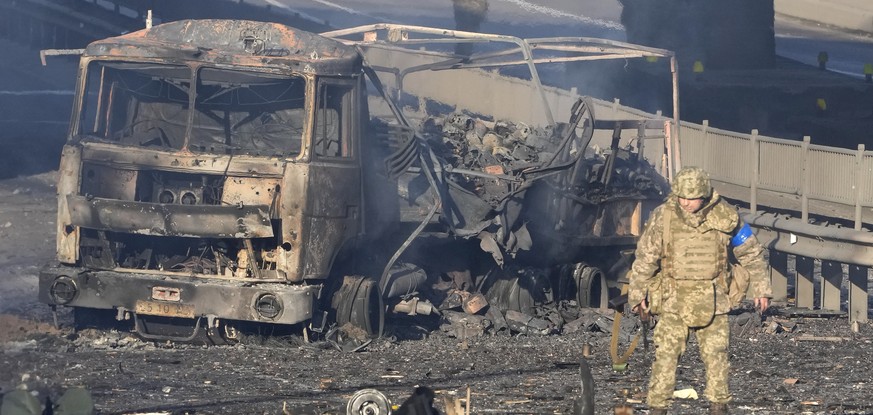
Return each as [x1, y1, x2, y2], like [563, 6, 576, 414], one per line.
[631, 299, 649, 314]
[754, 297, 769, 313]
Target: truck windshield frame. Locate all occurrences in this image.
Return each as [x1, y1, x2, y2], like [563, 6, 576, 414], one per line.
[75, 60, 309, 159]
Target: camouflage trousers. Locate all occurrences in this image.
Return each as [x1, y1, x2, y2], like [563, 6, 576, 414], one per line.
[646, 313, 730, 409]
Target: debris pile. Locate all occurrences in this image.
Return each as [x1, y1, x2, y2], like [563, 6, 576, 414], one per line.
[382, 263, 645, 342]
[422, 114, 551, 205]
[415, 112, 666, 208]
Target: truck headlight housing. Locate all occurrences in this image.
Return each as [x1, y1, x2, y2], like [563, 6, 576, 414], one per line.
[254, 293, 282, 320]
[49, 276, 78, 304]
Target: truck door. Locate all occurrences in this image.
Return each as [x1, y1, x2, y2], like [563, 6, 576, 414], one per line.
[301, 78, 362, 278]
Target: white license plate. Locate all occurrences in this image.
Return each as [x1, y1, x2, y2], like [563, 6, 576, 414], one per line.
[135, 300, 195, 318]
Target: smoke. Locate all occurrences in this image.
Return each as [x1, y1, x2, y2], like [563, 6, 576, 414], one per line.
[558, 0, 778, 118]
[452, 0, 489, 57]
[619, 0, 775, 70]
[0, 36, 76, 179]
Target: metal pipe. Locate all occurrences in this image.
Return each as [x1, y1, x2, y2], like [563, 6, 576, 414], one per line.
[39, 49, 85, 66]
[744, 211, 873, 266]
[379, 198, 440, 293]
[745, 212, 873, 243]
[324, 24, 676, 128]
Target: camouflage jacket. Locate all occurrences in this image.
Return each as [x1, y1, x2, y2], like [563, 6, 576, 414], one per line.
[628, 191, 771, 324]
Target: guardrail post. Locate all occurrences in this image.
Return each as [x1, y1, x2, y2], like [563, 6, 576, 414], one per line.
[820, 261, 842, 311]
[801, 136, 811, 223]
[768, 250, 789, 302]
[750, 129, 759, 215]
[795, 256, 815, 309]
[702, 120, 709, 171]
[848, 265, 869, 323]
[655, 110, 665, 175]
[637, 123, 646, 161]
[664, 119, 674, 180]
[854, 144, 865, 231]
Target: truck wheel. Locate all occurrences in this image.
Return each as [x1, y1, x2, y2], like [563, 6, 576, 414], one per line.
[332, 275, 384, 338]
[480, 267, 551, 314]
[556, 263, 609, 309]
[573, 264, 608, 309]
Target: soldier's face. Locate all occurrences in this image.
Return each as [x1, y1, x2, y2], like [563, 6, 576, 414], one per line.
[678, 197, 705, 213]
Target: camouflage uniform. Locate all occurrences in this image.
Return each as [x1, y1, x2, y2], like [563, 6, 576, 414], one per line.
[628, 167, 772, 411]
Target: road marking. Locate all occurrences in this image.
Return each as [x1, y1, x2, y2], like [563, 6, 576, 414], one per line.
[495, 0, 624, 30]
[263, 0, 329, 25]
[266, 0, 398, 24]
[0, 90, 74, 95]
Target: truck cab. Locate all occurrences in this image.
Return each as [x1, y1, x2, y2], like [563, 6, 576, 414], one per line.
[39, 20, 369, 338]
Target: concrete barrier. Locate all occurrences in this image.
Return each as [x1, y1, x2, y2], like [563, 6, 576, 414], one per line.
[775, 0, 873, 34]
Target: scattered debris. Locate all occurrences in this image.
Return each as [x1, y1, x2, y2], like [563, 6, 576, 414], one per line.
[504, 310, 555, 336]
[796, 335, 849, 342]
[772, 308, 846, 318]
[612, 404, 634, 415]
[571, 358, 595, 415]
[673, 388, 699, 400]
[0, 387, 94, 415]
[764, 319, 799, 335]
[394, 386, 439, 415]
[439, 311, 492, 339]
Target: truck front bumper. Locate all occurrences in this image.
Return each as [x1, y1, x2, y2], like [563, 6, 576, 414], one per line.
[39, 265, 318, 325]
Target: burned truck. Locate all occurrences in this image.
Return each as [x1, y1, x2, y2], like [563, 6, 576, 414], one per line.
[38, 20, 672, 341]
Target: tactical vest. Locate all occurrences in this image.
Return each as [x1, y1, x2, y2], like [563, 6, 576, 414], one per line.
[658, 198, 738, 326]
[662, 204, 730, 281]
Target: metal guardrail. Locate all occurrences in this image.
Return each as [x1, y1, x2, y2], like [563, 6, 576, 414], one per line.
[598, 100, 871, 322]
[678, 121, 871, 228]
[513, 92, 873, 323]
[675, 121, 871, 322]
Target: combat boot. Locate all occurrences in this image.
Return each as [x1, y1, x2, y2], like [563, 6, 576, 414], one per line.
[710, 403, 729, 415]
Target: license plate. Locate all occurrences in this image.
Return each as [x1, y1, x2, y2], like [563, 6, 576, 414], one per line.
[135, 300, 195, 318]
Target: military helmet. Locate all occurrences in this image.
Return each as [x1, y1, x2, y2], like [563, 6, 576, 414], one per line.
[672, 166, 712, 199]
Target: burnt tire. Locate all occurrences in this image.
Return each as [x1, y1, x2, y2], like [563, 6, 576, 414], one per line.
[556, 263, 609, 309]
[480, 267, 551, 314]
[332, 275, 384, 338]
[573, 264, 609, 309]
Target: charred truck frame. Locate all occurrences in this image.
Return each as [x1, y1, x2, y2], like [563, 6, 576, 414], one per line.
[39, 20, 676, 341]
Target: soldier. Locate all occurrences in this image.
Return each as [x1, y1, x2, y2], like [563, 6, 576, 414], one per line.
[628, 166, 772, 415]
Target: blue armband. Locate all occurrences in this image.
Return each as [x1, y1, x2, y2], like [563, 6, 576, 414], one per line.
[730, 223, 753, 247]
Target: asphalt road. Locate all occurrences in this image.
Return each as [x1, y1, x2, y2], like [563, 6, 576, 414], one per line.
[262, 0, 873, 79]
[262, 0, 625, 38]
[775, 17, 873, 79]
